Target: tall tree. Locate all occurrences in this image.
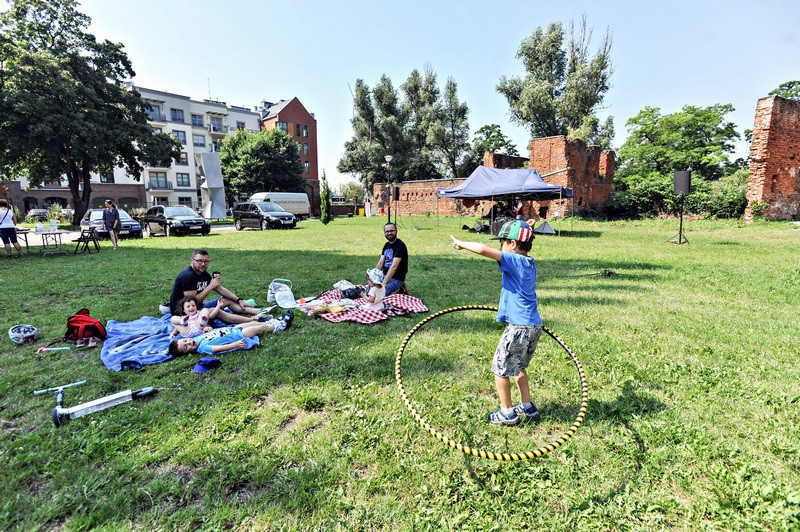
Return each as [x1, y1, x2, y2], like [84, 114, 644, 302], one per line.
[428, 77, 470, 179]
[320, 172, 332, 224]
[458, 124, 520, 177]
[219, 128, 304, 201]
[617, 104, 740, 181]
[337, 181, 365, 204]
[0, 0, 180, 223]
[769, 81, 800, 101]
[338, 76, 413, 190]
[497, 16, 613, 148]
[339, 68, 472, 188]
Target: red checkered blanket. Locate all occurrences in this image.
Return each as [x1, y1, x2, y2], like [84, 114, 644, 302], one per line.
[310, 287, 428, 324]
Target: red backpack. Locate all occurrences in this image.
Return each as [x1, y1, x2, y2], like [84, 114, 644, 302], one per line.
[64, 308, 107, 342]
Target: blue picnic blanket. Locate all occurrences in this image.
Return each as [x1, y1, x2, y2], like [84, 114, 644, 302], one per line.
[100, 315, 260, 371]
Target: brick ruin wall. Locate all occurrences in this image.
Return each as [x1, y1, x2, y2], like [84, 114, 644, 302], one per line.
[746, 95, 800, 221]
[372, 137, 615, 220]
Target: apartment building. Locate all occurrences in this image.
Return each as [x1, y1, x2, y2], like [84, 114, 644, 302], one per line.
[3, 87, 321, 216]
[4, 85, 261, 214]
[258, 97, 321, 215]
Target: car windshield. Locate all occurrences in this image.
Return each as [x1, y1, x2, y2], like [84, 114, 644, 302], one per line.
[90, 210, 133, 221]
[165, 206, 197, 217]
[256, 203, 286, 213]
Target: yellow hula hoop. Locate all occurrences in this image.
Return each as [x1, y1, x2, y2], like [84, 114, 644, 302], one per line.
[395, 305, 589, 461]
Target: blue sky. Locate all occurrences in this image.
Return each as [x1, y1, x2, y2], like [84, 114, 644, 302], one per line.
[73, 0, 800, 188]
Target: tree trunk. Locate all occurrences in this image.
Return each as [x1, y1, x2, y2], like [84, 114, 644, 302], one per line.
[67, 159, 93, 224]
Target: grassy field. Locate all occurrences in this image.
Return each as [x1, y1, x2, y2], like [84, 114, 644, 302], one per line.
[1, 216, 799, 530]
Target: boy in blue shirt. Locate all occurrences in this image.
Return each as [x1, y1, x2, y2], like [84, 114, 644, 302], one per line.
[450, 217, 543, 426]
[168, 311, 293, 357]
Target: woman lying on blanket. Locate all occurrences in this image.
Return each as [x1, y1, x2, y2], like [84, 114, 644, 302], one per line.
[168, 311, 294, 356]
[169, 295, 223, 339]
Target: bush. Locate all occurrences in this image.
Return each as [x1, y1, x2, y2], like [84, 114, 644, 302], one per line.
[608, 169, 749, 219]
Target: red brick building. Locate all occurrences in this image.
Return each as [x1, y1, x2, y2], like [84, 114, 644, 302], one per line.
[371, 136, 615, 219]
[746, 95, 800, 221]
[259, 97, 321, 215]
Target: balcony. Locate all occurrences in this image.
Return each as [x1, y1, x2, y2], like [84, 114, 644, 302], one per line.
[146, 180, 173, 191]
[147, 113, 167, 124]
[208, 124, 228, 137]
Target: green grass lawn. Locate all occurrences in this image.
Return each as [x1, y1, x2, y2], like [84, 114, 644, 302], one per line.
[2, 216, 799, 529]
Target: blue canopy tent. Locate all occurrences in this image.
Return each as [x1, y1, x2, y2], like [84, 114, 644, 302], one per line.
[436, 166, 572, 233]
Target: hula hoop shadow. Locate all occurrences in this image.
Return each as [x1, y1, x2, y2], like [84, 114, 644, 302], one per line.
[395, 305, 588, 461]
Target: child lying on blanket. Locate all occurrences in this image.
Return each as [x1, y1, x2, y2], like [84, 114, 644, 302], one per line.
[169, 295, 223, 339]
[168, 311, 293, 356]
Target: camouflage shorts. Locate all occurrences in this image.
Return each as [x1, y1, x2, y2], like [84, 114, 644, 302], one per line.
[492, 324, 543, 378]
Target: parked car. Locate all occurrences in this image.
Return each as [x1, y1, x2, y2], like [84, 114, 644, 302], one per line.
[246, 192, 310, 220]
[26, 209, 49, 222]
[80, 209, 143, 239]
[142, 205, 211, 237]
[234, 202, 297, 230]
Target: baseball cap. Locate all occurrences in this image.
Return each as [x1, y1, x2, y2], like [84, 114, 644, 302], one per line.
[193, 357, 221, 373]
[490, 216, 534, 242]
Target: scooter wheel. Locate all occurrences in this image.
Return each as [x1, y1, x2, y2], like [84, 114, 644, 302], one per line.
[52, 407, 62, 427]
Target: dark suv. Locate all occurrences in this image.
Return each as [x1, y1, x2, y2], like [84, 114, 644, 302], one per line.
[142, 205, 210, 237]
[234, 202, 296, 230]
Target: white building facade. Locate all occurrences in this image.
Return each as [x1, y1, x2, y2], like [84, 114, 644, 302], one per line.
[127, 85, 261, 210]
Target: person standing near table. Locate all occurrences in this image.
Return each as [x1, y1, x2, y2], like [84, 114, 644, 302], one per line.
[0, 199, 23, 258]
[102, 200, 121, 250]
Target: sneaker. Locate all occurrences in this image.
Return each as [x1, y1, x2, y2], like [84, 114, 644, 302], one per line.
[280, 310, 294, 330]
[487, 407, 520, 426]
[515, 402, 540, 421]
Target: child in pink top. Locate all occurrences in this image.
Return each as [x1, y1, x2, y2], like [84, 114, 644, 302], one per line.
[169, 295, 223, 339]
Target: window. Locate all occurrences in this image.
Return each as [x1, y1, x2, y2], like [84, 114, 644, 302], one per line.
[210, 117, 223, 132]
[170, 109, 185, 122]
[304, 143, 309, 156]
[173, 131, 187, 145]
[45, 177, 62, 186]
[99, 168, 115, 183]
[237, 121, 246, 130]
[191, 114, 204, 127]
[146, 105, 161, 121]
[303, 161, 310, 173]
[297, 143, 302, 155]
[176, 173, 190, 187]
[303, 125, 309, 138]
[193, 134, 205, 147]
[212, 140, 221, 152]
[149, 172, 168, 189]
[154, 197, 168, 206]
[177, 152, 188, 165]
[295, 124, 302, 136]
[178, 197, 193, 206]
[276, 121, 288, 132]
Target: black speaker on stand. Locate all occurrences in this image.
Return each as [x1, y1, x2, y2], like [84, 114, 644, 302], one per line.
[666, 170, 691, 245]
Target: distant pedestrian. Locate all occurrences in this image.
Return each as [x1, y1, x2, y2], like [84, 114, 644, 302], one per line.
[0, 199, 23, 258]
[103, 200, 121, 250]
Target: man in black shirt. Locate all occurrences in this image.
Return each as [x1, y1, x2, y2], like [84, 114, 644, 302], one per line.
[376, 223, 408, 296]
[170, 248, 267, 323]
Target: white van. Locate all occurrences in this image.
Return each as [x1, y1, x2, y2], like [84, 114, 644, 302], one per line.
[247, 192, 310, 220]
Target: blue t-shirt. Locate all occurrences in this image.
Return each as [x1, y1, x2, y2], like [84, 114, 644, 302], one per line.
[496, 251, 542, 326]
[196, 327, 245, 355]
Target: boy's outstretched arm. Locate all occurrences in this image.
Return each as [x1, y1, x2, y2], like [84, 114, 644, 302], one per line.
[450, 235, 501, 261]
[211, 339, 246, 353]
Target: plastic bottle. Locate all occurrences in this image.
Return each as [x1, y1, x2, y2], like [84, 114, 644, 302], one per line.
[50, 218, 57, 231]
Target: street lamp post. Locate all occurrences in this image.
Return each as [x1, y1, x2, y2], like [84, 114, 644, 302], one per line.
[384, 155, 393, 223]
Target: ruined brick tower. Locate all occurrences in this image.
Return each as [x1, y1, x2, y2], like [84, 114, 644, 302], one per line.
[746, 95, 800, 221]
